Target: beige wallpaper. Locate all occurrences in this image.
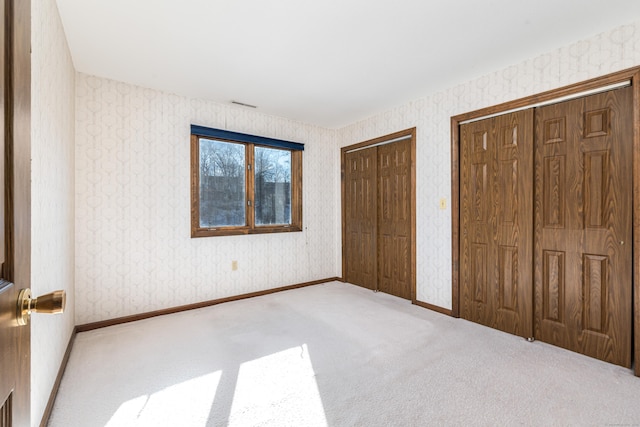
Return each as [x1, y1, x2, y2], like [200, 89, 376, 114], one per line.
[74, 19, 640, 321]
[30, 0, 76, 425]
[75, 76, 339, 324]
[339, 20, 640, 310]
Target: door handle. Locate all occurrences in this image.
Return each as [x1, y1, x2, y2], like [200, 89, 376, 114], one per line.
[17, 289, 66, 326]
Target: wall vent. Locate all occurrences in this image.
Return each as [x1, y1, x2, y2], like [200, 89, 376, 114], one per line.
[231, 101, 257, 109]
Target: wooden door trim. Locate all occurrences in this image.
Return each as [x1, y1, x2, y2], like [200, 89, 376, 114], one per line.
[341, 127, 417, 301]
[633, 69, 640, 377]
[451, 66, 640, 376]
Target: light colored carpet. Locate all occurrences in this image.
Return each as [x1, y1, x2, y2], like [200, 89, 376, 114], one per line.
[48, 281, 640, 426]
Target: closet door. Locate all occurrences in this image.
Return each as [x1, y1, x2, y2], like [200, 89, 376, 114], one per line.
[460, 109, 533, 337]
[378, 139, 412, 300]
[344, 147, 377, 290]
[534, 87, 632, 367]
[343, 138, 413, 299]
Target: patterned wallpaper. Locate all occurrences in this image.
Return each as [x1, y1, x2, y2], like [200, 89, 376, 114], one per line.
[30, 0, 76, 425]
[75, 76, 338, 324]
[75, 19, 640, 320]
[339, 20, 640, 309]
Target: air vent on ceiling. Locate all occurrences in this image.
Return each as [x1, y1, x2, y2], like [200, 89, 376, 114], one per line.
[231, 101, 257, 109]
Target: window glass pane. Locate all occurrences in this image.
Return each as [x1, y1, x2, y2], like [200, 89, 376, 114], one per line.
[255, 146, 291, 225]
[199, 138, 246, 227]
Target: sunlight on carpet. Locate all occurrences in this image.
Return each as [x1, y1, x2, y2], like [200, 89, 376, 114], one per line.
[105, 371, 222, 427]
[229, 344, 327, 426]
[103, 344, 327, 427]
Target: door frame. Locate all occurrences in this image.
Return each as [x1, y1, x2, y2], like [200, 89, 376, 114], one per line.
[450, 66, 640, 376]
[341, 127, 417, 301]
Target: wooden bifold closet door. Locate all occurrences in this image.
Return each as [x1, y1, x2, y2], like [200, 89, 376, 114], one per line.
[344, 146, 378, 291]
[344, 139, 412, 300]
[534, 87, 632, 367]
[460, 86, 633, 367]
[460, 109, 534, 338]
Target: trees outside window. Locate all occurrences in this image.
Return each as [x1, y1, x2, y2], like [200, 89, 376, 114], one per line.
[191, 129, 302, 237]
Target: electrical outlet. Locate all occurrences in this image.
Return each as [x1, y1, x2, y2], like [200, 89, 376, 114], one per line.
[232, 260, 238, 271]
[439, 198, 447, 210]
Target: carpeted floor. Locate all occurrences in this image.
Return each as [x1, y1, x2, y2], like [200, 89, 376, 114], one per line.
[48, 281, 640, 426]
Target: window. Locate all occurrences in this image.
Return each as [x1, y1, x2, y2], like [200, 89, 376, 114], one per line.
[190, 125, 303, 237]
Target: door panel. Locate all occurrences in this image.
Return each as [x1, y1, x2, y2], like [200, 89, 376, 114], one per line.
[377, 140, 411, 299]
[534, 87, 632, 367]
[494, 112, 534, 335]
[0, 0, 12, 422]
[344, 147, 377, 290]
[1, 0, 31, 424]
[460, 109, 533, 338]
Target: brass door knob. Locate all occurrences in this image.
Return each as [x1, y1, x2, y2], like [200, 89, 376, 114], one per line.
[17, 289, 66, 326]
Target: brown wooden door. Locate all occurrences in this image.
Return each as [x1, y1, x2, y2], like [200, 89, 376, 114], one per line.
[377, 140, 411, 299]
[460, 109, 534, 338]
[343, 137, 413, 300]
[534, 87, 633, 367]
[1, 0, 31, 425]
[344, 147, 378, 290]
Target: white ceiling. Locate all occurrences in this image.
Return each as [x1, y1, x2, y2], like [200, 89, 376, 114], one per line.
[56, 0, 640, 129]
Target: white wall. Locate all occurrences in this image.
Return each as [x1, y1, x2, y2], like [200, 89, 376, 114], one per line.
[338, 20, 640, 310]
[30, 0, 76, 425]
[74, 76, 338, 324]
